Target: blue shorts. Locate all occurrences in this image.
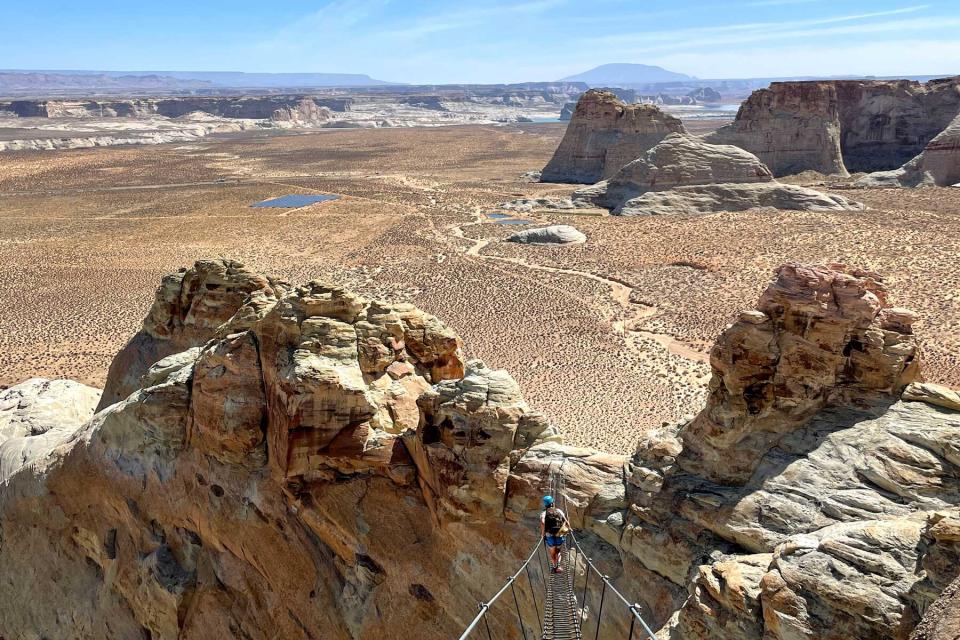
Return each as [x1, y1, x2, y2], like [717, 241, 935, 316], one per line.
[545, 535, 565, 548]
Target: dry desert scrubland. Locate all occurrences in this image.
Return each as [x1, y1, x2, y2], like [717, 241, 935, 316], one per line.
[2, 123, 959, 452]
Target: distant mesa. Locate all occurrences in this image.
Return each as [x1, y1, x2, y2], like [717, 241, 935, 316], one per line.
[540, 89, 686, 184]
[0, 69, 395, 95]
[560, 63, 695, 87]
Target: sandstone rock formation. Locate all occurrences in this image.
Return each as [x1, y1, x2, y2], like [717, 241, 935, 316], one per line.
[541, 89, 686, 184]
[631, 265, 960, 640]
[272, 99, 333, 125]
[506, 225, 587, 245]
[679, 263, 920, 484]
[576, 133, 863, 215]
[688, 87, 722, 103]
[97, 259, 288, 410]
[706, 77, 960, 176]
[911, 574, 960, 640]
[2, 260, 958, 640]
[0, 259, 583, 639]
[0, 378, 100, 481]
[858, 112, 960, 188]
[612, 183, 863, 216]
[0, 96, 353, 119]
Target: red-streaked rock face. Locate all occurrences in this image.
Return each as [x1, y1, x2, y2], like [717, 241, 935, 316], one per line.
[540, 89, 686, 183]
[707, 77, 960, 176]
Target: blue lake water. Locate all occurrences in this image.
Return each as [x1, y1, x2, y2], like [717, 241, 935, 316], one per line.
[497, 218, 532, 225]
[488, 213, 532, 225]
[252, 194, 340, 208]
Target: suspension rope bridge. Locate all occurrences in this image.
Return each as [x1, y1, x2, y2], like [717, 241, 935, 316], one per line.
[456, 472, 657, 640]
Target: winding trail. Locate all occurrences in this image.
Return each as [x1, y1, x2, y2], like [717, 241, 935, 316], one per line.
[433, 207, 710, 364]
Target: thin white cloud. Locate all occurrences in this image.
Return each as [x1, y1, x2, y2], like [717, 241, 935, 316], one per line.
[596, 15, 960, 58]
[380, 0, 564, 40]
[747, 0, 824, 6]
[647, 38, 960, 79]
[586, 5, 931, 46]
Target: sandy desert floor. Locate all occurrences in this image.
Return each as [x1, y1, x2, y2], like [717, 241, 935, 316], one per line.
[1, 122, 958, 452]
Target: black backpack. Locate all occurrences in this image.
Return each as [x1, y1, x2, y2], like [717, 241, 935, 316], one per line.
[544, 507, 563, 534]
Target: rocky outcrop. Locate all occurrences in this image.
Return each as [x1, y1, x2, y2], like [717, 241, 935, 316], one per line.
[706, 77, 960, 176]
[705, 81, 846, 176]
[688, 87, 722, 103]
[858, 112, 960, 188]
[2, 260, 959, 640]
[0, 378, 101, 481]
[629, 264, 958, 640]
[97, 260, 288, 410]
[271, 99, 333, 124]
[576, 133, 863, 215]
[680, 263, 919, 484]
[0, 259, 593, 639]
[506, 225, 587, 245]
[612, 183, 863, 216]
[912, 574, 960, 640]
[541, 89, 686, 184]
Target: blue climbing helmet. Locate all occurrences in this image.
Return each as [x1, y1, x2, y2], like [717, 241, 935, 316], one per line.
[543, 495, 554, 508]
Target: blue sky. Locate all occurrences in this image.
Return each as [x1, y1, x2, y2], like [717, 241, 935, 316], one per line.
[3, 0, 959, 83]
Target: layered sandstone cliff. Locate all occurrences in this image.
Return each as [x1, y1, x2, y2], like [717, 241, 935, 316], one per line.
[575, 133, 863, 215]
[1, 260, 958, 640]
[541, 89, 686, 183]
[858, 112, 960, 188]
[0, 96, 352, 119]
[706, 77, 960, 176]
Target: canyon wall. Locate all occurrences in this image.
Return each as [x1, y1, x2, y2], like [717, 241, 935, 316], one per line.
[706, 77, 960, 176]
[858, 112, 960, 188]
[0, 95, 352, 120]
[0, 260, 958, 640]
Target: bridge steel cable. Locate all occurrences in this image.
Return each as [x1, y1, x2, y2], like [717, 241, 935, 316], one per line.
[549, 467, 657, 640]
[457, 535, 545, 640]
[457, 469, 657, 640]
[564, 527, 657, 638]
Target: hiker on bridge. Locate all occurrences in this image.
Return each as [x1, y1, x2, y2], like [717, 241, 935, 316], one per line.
[540, 495, 569, 574]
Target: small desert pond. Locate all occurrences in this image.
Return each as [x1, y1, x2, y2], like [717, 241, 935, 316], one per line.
[487, 213, 532, 225]
[252, 194, 340, 208]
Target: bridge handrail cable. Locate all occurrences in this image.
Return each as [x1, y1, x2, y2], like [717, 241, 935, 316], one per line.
[457, 535, 545, 640]
[554, 472, 657, 640]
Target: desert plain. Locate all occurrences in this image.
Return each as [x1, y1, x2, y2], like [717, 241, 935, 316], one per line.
[2, 122, 959, 452]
